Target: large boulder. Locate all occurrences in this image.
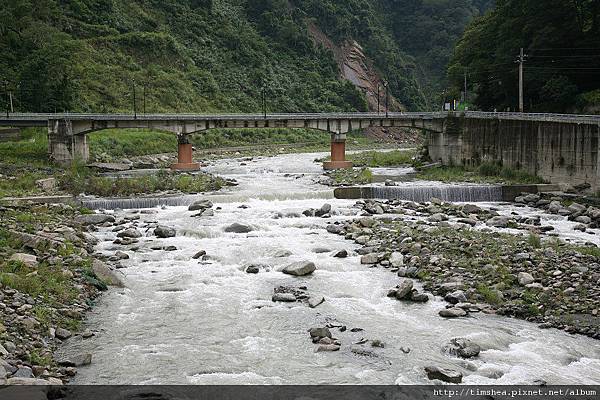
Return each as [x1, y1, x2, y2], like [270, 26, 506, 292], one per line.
[188, 200, 213, 211]
[92, 260, 125, 287]
[424, 366, 463, 384]
[224, 223, 253, 233]
[444, 290, 467, 304]
[389, 252, 404, 267]
[517, 272, 535, 286]
[154, 225, 176, 238]
[76, 214, 115, 226]
[395, 279, 414, 300]
[282, 261, 316, 276]
[443, 338, 481, 359]
[439, 307, 467, 318]
[9, 253, 38, 268]
[309, 327, 331, 339]
[117, 228, 142, 238]
[486, 216, 512, 228]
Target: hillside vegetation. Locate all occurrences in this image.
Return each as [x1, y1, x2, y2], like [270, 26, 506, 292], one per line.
[448, 0, 600, 113]
[1, 0, 491, 114]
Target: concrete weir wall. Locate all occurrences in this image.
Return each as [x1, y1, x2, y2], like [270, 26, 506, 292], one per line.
[426, 116, 600, 189]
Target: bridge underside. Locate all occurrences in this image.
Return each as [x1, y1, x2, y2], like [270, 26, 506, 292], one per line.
[47, 117, 443, 171]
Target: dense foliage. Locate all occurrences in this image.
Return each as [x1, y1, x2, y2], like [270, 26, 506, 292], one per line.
[448, 0, 600, 112]
[1, 0, 490, 113]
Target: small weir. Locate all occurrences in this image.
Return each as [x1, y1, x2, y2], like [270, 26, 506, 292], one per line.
[334, 185, 503, 202]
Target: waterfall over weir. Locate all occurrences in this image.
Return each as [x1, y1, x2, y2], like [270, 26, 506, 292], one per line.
[335, 185, 503, 203]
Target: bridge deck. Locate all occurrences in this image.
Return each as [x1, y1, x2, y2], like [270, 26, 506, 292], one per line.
[0, 111, 598, 127]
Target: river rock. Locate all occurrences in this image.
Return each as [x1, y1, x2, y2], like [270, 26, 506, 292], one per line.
[192, 250, 207, 259]
[389, 252, 404, 267]
[154, 225, 176, 238]
[517, 272, 535, 286]
[361, 253, 379, 264]
[246, 265, 260, 274]
[9, 253, 38, 268]
[55, 328, 72, 340]
[272, 293, 296, 302]
[273, 249, 293, 257]
[395, 279, 414, 300]
[486, 216, 512, 228]
[308, 296, 325, 308]
[443, 338, 481, 359]
[76, 214, 115, 225]
[316, 203, 332, 217]
[444, 290, 467, 304]
[326, 224, 343, 234]
[92, 259, 125, 287]
[13, 366, 33, 378]
[309, 327, 332, 339]
[57, 353, 92, 367]
[424, 366, 463, 384]
[117, 228, 142, 238]
[315, 344, 340, 352]
[333, 249, 348, 258]
[114, 250, 129, 260]
[410, 291, 429, 302]
[282, 261, 316, 276]
[224, 223, 253, 233]
[439, 307, 467, 318]
[188, 199, 213, 211]
[428, 213, 448, 223]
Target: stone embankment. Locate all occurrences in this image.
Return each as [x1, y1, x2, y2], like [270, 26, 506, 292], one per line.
[0, 203, 125, 385]
[325, 198, 600, 339]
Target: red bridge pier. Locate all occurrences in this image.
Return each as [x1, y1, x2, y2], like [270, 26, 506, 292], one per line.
[323, 133, 353, 170]
[171, 135, 200, 171]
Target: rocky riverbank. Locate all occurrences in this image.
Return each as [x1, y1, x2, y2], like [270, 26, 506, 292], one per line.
[0, 203, 125, 385]
[325, 198, 600, 339]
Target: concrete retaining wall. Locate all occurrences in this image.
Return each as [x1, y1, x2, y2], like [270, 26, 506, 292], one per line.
[426, 117, 600, 190]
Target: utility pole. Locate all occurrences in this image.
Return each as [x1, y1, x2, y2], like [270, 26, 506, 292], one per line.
[376, 83, 380, 115]
[261, 85, 266, 119]
[3, 81, 8, 118]
[143, 84, 147, 115]
[516, 47, 527, 113]
[9, 91, 13, 113]
[383, 80, 389, 118]
[132, 78, 137, 119]
[464, 70, 468, 108]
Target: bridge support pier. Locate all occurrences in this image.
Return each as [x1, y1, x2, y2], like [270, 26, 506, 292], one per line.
[171, 135, 200, 171]
[48, 120, 89, 165]
[323, 133, 352, 170]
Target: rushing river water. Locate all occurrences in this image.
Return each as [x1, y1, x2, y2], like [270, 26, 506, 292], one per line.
[62, 152, 600, 385]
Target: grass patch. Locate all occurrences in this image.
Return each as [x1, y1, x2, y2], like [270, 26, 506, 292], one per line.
[327, 167, 373, 185]
[60, 165, 225, 197]
[89, 129, 177, 159]
[417, 162, 546, 185]
[346, 149, 416, 167]
[476, 284, 504, 305]
[527, 233, 542, 248]
[0, 261, 78, 304]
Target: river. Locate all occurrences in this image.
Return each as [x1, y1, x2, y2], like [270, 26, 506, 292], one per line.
[61, 152, 600, 385]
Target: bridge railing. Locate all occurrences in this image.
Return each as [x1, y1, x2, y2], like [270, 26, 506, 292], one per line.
[462, 111, 600, 124]
[0, 111, 598, 125]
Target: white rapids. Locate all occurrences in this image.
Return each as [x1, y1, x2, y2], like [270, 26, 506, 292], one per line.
[61, 152, 600, 385]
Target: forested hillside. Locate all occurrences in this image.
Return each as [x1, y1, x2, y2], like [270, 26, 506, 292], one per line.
[448, 0, 600, 113]
[1, 0, 490, 113]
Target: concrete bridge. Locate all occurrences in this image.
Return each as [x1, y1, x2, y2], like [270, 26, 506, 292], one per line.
[0, 112, 449, 170]
[1, 111, 600, 188]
